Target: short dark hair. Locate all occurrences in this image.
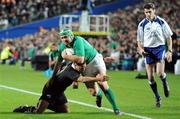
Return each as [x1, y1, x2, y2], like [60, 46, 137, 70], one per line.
[51, 43, 56, 46]
[143, 3, 155, 9]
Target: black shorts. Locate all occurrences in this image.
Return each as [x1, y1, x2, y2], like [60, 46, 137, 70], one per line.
[39, 82, 68, 105]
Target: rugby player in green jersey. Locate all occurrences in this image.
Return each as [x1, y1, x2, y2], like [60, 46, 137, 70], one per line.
[56, 29, 120, 115]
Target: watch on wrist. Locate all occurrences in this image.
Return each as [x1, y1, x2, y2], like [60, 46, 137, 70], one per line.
[168, 49, 172, 53]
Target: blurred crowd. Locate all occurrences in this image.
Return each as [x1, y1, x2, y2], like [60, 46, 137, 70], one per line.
[0, 0, 179, 71]
[0, 0, 115, 29]
[106, 0, 180, 70]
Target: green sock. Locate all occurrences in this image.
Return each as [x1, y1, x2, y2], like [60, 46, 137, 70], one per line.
[104, 88, 119, 110]
[97, 88, 103, 97]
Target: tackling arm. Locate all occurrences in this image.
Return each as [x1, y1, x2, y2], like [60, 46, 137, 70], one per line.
[48, 57, 62, 85]
[104, 56, 115, 62]
[77, 75, 109, 83]
[61, 51, 85, 64]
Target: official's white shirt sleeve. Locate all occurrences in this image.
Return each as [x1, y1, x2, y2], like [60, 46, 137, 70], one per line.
[137, 23, 144, 42]
[162, 19, 173, 40]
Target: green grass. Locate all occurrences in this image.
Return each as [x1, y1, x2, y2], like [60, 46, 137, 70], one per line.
[0, 63, 180, 119]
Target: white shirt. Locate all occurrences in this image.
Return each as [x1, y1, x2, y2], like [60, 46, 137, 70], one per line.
[137, 16, 173, 47]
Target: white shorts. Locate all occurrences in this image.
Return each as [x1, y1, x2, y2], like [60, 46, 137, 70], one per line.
[83, 53, 106, 77]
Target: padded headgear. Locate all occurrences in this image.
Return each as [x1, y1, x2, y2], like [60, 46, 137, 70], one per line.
[59, 29, 74, 41]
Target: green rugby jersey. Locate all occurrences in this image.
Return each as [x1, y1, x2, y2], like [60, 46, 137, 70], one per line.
[49, 50, 59, 61]
[58, 36, 97, 64]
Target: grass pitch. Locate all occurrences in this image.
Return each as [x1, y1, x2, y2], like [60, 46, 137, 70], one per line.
[0, 63, 180, 119]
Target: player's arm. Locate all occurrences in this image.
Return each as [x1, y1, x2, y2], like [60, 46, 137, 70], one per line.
[104, 56, 115, 62]
[61, 52, 84, 64]
[61, 38, 85, 64]
[52, 52, 63, 78]
[77, 74, 110, 83]
[51, 60, 62, 79]
[49, 52, 63, 83]
[50, 43, 68, 80]
[46, 59, 62, 87]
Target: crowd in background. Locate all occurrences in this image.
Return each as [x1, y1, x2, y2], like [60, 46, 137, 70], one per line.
[106, 0, 180, 70]
[0, 0, 179, 71]
[0, 0, 115, 29]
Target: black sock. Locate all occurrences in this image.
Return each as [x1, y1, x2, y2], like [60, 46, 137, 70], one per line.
[149, 81, 160, 99]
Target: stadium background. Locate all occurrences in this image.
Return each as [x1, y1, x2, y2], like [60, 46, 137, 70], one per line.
[0, 0, 180, 119]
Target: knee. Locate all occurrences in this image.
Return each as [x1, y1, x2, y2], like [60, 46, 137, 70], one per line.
[97, 81, 109, 91]
[97, 81, 103, 85]
[55, 104, 69, 113]
[55, 109, 69, 113]
[156, 72, 165, 78]
[64, 105, 69, 113]
[60, 108, 69, 113]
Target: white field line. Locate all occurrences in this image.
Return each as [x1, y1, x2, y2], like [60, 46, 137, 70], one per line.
[0, 84, 151, 119]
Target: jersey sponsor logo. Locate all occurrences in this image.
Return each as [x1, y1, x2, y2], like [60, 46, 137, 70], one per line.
[46, 94, 51, 98]
[146, 27, 150, 31]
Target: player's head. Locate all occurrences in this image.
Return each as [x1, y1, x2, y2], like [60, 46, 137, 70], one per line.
[59, 29, 74, 45]
[143, 3, 156, 20]
[50, 43, 57, 51]
[74, 62, 86, 73]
